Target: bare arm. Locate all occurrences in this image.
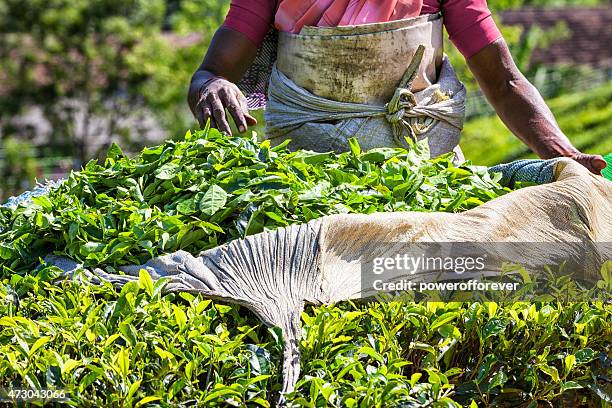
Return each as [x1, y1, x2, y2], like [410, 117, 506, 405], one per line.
[467, 38, 607, 174]
[188, 27, 259, 134]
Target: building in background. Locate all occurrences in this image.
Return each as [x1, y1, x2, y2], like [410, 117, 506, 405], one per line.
[500, 6, 612, 69]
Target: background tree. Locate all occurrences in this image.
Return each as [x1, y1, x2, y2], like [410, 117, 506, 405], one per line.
[0, 0, 229, 199]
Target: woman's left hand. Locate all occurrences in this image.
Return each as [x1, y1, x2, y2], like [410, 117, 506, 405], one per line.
[569, 152, 607, 175]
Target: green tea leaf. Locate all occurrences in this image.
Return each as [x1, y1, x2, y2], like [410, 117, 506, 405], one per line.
[199, 185, 228, 217]
[138, 269, 154, 297]
[155, 163, 181, 180]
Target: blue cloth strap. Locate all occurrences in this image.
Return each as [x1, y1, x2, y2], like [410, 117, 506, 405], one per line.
[488, 158, 561, 188]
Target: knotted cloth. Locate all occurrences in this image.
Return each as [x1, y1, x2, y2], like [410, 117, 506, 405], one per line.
[46, 158, 612, 401]
[264, 54, 466, 156]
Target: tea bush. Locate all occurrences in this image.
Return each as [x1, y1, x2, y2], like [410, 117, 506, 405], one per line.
[0, 130, 610, 406]
[0, 266, 610, 406]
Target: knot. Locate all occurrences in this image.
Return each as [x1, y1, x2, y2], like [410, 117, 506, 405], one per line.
[385, 87, 421, 145]
[383, 45, 443, 147]
[386, 109, 405, 124]
[386, 87, 416, 118]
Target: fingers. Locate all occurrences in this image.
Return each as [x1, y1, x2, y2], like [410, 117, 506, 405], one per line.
[592, 155, 608, 172]
[245, 113, 258, 126]
[587, 163, 601, 176]
[203, 105, 218, 130]
[573, 153, 607, 176]
[193, 78, 256, 134]
[208, 95, 232, 135]
[221, 88, 258, 132]
[222, 89, 248, 133]
[195, 103, 206, 128]
[196, 103, 216, 130]
[237, 92, 258, 126]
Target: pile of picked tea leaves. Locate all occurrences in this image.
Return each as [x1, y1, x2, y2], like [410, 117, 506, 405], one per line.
[0, 128, 512, 274]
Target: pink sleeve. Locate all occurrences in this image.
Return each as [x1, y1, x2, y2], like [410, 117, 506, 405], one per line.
[442, 0, 503, 59]
[222, 0, 276, 47]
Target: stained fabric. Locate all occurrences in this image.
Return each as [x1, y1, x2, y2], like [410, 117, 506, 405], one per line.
[235, 1, 501, 109]
[263, 57, 466, 156]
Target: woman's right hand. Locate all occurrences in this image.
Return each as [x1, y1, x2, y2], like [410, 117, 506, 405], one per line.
[188, 70, 257, 135]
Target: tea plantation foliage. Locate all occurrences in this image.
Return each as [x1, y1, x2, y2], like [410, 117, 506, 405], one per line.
[1, 268, 610, 406]
[461, 82, 612, 166]
[0, 130, 610, 406]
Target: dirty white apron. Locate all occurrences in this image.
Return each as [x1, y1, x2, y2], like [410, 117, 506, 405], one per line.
[262, 13, 467, 159]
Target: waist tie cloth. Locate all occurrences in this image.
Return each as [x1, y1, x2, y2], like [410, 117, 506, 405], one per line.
[46, 158, 612, 398]
[264, 55, 466, 156]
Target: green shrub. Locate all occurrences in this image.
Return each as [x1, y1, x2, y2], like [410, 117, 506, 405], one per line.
[0, 266, 610, 406]
[0, 130, 609, 406]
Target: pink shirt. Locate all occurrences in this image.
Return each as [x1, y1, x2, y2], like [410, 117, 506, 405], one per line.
[224, 0, 502, 58]
[274, 0, 423, 33]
